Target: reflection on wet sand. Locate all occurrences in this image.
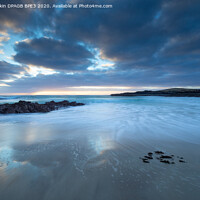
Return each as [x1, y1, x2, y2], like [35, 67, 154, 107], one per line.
[0, 136, 200, 200]
[0, 97, 200, 200]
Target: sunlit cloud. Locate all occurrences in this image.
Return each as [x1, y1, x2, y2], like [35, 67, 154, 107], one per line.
[6, 56, 14, 60]
[86, 47, 115, 71]
[87, 63, 115, 71]
[0, 36, 10, 44]
[0, 69, 25, 85]
[77, 42, 115, 71]
[70, 86, 134, 90]
[31, 86, 135, 95]
[99, 50, 118, 62]
[15, 38, 31, 45]
[0, 83, 9, 87]
[0, 49, 4, 54]
[3, 21, 22, 32]
[25, 65, 59, 77]
[31, 90, 128, 95]
[0, 32, 10, 49]
[13, 71, 26, 79]
[1, 79, 15, 83]
[0, 34, 10, 53]
[0, 63, 59, 89]
[0, 31, 8, 36]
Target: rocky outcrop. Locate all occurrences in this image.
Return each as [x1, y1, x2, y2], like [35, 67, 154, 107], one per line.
[0, 100, 84, 114]
[111, 88, 200, 97]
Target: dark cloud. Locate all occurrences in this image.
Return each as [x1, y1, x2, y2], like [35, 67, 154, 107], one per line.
[0, 0, 60, 36]
[54, 0, 164, 62]
[52, 0, 200, 70]
[14, 37, 93, 71]
[1, 68, 200, 94]
[159, 34, 200, 57]
[0, 0, 200, 93]
[0, 61, 24, 80]
[0, 0, 32, 32]
[158, 0, 200, 36]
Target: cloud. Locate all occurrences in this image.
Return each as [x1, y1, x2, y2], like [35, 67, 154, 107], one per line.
[0, 50, 4, 54]
[0, 35, 10, 45]
[0, 61, 24, 81]
[0, 0, 200, 93]
[14, 37, 93, 71]
[0, 0, 59, 35]
[49, 0, 200, 71]
[1, 67, 200, 94]
[52, 0, 162, 61]
[0, 0, 31, 32]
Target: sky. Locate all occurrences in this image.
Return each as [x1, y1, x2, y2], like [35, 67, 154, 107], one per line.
[0, 0, 200, 95]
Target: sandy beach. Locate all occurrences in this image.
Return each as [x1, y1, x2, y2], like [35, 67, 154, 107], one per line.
[0, 96, 200, 200]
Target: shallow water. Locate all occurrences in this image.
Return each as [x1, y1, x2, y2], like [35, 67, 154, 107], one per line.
[0, 96, 200, 200]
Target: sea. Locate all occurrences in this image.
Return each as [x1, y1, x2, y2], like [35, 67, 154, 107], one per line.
[0, 95, 200, 200]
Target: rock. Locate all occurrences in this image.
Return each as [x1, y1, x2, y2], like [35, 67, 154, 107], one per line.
[144, 156, 153, 159]
[140, 151, 187, 165]
[142, 159, 149, 163]
[140, 157, 150, 163]
[155, 151, 164, 154]
[0, 100, 85, 114]
[160, 160, 170, 164]
[160, 155, 173, 159]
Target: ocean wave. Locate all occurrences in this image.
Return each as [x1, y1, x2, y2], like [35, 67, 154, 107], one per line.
[0, 96, 19, 100]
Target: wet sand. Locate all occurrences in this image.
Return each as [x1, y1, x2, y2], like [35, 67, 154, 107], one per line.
[0, 98, 200, 200]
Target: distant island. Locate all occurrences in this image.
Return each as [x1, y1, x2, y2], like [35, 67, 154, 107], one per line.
[111, 88, 200, 97]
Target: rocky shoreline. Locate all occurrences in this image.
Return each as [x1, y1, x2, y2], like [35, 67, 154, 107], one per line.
[111, 88, 200, 97]
[0, 100, 85, 114]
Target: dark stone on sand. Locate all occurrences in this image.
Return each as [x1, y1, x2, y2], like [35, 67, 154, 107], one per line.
[160, 160, 170, 164]
[155, 151, 164, 154]
[111, 88, 200, 97]
[0, 100, 85, 114]
[160, 155, 173, 159]
[140, 157, 150, 163]
[142, 159, 149, 163]
[141, 151, 187, 164]
[144, 156, 153, 159]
